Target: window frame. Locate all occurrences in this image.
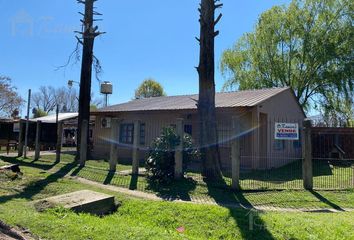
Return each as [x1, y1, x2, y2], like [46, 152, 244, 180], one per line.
[139, 123, 146, 145]
[119, 123, 134, 144]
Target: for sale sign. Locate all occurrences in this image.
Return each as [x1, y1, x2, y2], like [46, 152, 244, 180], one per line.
[275, 123, 299, 140]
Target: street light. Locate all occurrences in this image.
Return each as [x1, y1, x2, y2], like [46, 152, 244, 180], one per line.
[68, 80, 80, 88]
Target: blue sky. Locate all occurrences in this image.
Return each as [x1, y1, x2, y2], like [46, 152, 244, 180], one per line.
[0, 0, 291, 113]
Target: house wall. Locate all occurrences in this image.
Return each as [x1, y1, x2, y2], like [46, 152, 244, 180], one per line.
[256, 89, 305, 168]
[91, 89, 305, 170]
[91, 108, 251, 169]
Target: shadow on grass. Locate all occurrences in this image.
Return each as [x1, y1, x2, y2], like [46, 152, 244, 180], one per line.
[204, 176, 275, 240]
[309, 190, 345, 211]
[146, 177, 197, 201]
[129, 174, 138, 190]
[0, 161, 78, 204]
[0, 156, 59, 171]
[70, 165, 84, 177]
[104, 171, 116, 185]
[239, 160, 333, 184]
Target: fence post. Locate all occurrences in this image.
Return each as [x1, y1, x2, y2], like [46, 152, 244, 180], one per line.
[132, 120, 141, 175]
[174, 118, 184, 180]
[34, 121, 42, 160]
[56, 121, 63, 162]
[231, 116, 241, 190]
[79, 120, 88, 166]
[17, 120, 24, 157]
[303, 119, 313, 190]
[109, 118, 119, 171]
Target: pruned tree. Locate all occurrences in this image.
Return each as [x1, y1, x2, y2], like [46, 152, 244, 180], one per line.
[134, 78, 166, 99]
[0, 76, 24, 118]
[196, 0, 223, 178]
[76, 0, 105, 164]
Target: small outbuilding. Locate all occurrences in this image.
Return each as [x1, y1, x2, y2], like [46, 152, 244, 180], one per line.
[91, 87, 306, 170]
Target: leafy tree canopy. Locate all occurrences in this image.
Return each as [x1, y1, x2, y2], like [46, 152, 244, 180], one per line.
[0, 76, 24, 118]
[134, 79, 166, 99]
[32, 108, 48, 118]
[221, 0, 353, 118]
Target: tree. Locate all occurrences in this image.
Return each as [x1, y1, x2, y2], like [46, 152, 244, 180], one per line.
[0, 76, 24, 118]
[221, 0, 353, 115]
[76, 0, 104, 165]
[32, 108, 48, 118]
[197, 0, 223, 178]
[134, 79, 166, 99]
[32, 86, 78, 113]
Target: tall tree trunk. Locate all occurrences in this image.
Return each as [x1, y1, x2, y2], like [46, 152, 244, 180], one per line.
[77, 0, 102, 162]
[197, 0, 223, 178]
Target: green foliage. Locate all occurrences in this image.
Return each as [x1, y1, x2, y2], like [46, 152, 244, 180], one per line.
[145, 127, 199, 184]
[0, 76, 24, 118]
[134, 78, 166, 99]
[221, 0, 353, 115]
[32, 108, 48, 118]
[90, 104, 98, 111]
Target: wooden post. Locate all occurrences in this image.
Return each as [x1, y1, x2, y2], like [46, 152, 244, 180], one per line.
[17, 120, 24, 157]
[79, 119, 88, 166]
[231, 116, 241, 190]
[34, 121, 42, 160]
[303, 119, 313, 190]
[24, 89, 31, 158]
[132, 120, 141, 175]
[109, 118, 119, 171]
[174, 118, 184, 180]
[56, 122, 63, 162]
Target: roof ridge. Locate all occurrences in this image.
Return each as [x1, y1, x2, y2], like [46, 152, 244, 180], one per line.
[119, 87, 290, 103]
[95, 87, 291, 112]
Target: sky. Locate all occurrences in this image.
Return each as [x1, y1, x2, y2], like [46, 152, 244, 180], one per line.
[0, 0, 292, 114]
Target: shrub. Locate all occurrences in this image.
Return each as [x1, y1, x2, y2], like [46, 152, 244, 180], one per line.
[145, 127, 199, 184]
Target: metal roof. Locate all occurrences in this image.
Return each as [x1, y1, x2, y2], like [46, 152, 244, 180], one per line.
[29, 112, 78, 123]
[94, 87, 290, 113]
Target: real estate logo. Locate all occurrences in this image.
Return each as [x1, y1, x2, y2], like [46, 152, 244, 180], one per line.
[275, 122, 299, 140]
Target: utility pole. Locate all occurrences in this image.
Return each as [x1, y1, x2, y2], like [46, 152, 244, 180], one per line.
[76, 0, 104, 166]
[24, 89, 31, 158]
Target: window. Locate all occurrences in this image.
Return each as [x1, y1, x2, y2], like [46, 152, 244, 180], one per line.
[140, 123, 146, 145]
[274, 140, 285, 150]
[184, 124, 192, 135]
[120, 124, 134, 144]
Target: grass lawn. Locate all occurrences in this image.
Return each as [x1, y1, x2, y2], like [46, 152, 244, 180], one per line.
[1, 154, 354, 209]
[0, 157, 353, 240]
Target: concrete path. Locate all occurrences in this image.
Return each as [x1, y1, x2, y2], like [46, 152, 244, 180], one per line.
[0, 151, 57, 158]
[69, 176, 354, 213]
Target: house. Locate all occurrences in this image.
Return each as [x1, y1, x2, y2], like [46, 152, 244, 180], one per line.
[26, 113, 95, 148]
[0, 118, 20, 152]
[91, 87, 306, 170]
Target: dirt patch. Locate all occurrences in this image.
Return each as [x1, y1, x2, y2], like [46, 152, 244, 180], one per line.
[0, 221, 36, 240]
[0, 170, 22, 181]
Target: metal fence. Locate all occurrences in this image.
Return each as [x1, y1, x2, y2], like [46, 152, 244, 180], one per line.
[181, 117, 353, 191]
[180, 117, 305, 190]
[312, 127, 354, 189]
[102, 113, 353, 192]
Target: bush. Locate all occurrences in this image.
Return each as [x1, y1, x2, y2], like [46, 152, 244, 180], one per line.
[145, 127, 199, 184]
